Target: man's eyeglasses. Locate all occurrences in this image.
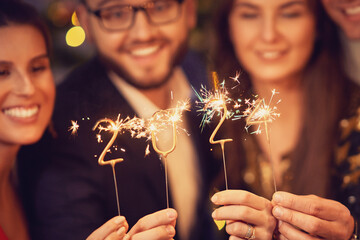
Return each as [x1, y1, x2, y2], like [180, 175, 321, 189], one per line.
[82, 0, 185, 31]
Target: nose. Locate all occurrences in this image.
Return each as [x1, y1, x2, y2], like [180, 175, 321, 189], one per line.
[129, 10, 155, 41]
[261, 16, 278, 43]
[12, 71, 36, 97]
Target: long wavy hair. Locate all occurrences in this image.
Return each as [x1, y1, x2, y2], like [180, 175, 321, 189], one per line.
[212, 0, 352, 196]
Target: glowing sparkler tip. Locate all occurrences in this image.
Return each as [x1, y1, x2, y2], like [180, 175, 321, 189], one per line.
[68, 120, 80, 135]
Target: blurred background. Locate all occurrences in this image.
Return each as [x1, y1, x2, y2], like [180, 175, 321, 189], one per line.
[24, 0, 217, 83]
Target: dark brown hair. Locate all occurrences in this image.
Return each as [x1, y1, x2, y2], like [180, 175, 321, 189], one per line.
[0, 0, 51, 55]
[213, 0, 350, 196]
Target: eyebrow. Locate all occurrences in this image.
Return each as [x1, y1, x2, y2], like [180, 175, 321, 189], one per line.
[234, 0, 306, 10]
[233, 2, 259, 10]
[31, 54, 49, 62]
[96, 0, 125, 8]
[279, 0, 306, 10]
[0, 54, 48, 65]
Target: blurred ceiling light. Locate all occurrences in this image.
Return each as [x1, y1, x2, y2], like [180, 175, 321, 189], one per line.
[71, 11, 80, 26]
[66, 26, 86, 47]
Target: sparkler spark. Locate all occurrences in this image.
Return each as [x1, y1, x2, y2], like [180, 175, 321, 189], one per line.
[93, 100, 190, 210]
[68, 120, 79, 135]
[240, 89, 280, 141]
[192, 73, 240, 131]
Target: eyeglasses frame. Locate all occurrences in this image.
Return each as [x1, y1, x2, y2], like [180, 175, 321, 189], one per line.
[81, 0, 186, 31]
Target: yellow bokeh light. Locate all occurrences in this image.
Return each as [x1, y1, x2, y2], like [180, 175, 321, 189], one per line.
[66, 26, 86, 47]
[71, 11, 80, 26]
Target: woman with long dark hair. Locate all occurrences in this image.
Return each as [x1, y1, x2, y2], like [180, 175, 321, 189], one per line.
[0, 1, 132, 239]
[210, 0, 360, 239]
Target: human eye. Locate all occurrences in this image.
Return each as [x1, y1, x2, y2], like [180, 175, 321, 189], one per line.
[240, 12, 258, 19]
[281, 10, 302, 18]
[30, 58, 50, 74]
[233, 8, 259, 19]
[0, 64, 11, 79]
[151, 0, 174, 12]
[100, 6, 131, 21]
[280, 4, 307, 19]
[31, 65, 46, 72]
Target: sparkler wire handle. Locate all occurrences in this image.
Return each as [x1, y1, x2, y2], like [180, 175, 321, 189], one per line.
[245, 97, 278, 192]
[208, 100, 233, 190]
[209, 101, 233, 145]
[93, 119, 124, 166]
[150, 120, 177, 158]
[93, 119, 123, 216]
[150, 110, 178, 209]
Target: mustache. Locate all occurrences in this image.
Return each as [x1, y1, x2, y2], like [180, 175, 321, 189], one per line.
[121, 39, 169, 51]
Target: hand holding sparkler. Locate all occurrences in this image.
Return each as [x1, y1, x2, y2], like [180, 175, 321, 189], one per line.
[124, 208, 178, 240]
[211, 190, 277, 240]
[86, 216, 129, 240]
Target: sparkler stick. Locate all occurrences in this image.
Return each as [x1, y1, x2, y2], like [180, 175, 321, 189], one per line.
[209, 73, 233, 190]
[194, 72, 235, 190]
[149, 100, 189, 208]
[243, 89, 280, 192]
[93, 119, 124, 216]
[90, 101, 189, 211]
[150, 112, 177, 209]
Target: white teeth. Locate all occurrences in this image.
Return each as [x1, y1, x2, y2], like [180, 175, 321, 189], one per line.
[261, 51, 281, 59]
[3, 106, 39, 118]
[130, 46, 160, 56]
[345, 6, 360, 15]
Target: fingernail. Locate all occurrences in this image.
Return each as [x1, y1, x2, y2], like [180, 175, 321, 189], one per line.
[278, 220, 283, 227]
[167, 209, 176, 220]
[211, 194, 218, 203]
[117, 226, 126, 236]
[166, 225, 175, 235]
[273, 206, 283, 217]
[273, 193, 283, 203]
[114, 216, 124, 224]
[123, 234, 130, 240]
[212, 209, 217, 218]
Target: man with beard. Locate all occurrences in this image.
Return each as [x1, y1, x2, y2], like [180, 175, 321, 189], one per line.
[322, 0, 360, 84]
[17, 0, 218, 240]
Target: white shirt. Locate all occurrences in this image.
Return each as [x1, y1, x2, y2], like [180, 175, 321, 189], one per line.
[108, 69, 200, 240]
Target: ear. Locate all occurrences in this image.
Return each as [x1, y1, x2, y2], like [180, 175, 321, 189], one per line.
[76, 4, 94, 43]
[185, 0, 197, 29]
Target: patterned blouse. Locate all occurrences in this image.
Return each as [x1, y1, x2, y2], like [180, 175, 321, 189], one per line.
[335, 106, 360, 222]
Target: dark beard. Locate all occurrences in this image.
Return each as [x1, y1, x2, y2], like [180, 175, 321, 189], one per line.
[99, 41, 188, 90]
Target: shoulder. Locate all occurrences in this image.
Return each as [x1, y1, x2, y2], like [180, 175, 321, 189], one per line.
[181, 50, 209, 89]
[58, 57, 106, 93]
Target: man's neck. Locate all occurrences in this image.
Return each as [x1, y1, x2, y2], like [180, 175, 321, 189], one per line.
[139, 84, 172, 110]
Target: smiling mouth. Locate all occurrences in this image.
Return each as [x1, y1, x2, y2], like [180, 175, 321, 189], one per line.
[258, 51, 285, 60]
[344, 5, 360, 15]
[3, 105, 39, 118]
[129, 45, 161, 57]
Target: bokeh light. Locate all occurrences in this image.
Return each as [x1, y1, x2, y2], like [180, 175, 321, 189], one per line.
[71, 11, 80, 26]
[66, 26, 85, 47]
